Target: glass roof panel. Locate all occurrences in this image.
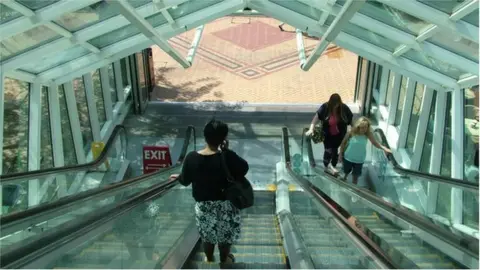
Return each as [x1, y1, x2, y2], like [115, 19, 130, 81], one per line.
[0, 25, 60, 61]
[170, 0, 228, 20]
[0, 4, 22, 24]
[403, 49, 465, 79]
[88, 12, 167, 49]
[416, 0, 463, 14]
[428, 31, 479, 62]
[16, 0, 60, 11]
[20, 45, 91, 74]
[357, 0, 431, 36]
[462, 11, 479, 27]
[268, 0, 322, 21]
[54, 0, 151, 32]
[341, 22, 400, 52]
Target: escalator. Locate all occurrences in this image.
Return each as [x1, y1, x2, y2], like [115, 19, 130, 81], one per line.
[183, 191, 289, 269]
[0, 126, 196, 252]
[1, 126, 398, 269]
[301, 127, 478, 225]
[285, 127, 479, 269]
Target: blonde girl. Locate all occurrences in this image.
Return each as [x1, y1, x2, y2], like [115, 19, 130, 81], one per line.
[339, 117, 391, 185]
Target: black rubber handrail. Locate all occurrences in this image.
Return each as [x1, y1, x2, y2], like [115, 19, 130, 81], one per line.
[373, 128, 478, 192]
[299, 128, 479, 263]
[0, 125, 128, 184]
[283, 127, 405, 269]
[0, 126, 196, 229]
[1, 174, 181, 268]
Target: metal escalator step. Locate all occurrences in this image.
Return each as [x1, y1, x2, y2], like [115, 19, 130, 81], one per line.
[191, 252, 285, 264]
[417, 262, 456, 269]
[310, 256, 365, 269]
[185, 261, 288, 269]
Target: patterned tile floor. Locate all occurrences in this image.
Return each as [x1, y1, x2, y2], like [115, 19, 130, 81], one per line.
[151, 18, 357, 104]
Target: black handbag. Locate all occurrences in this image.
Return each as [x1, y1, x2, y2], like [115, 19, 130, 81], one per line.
[220, 151, 254, 210]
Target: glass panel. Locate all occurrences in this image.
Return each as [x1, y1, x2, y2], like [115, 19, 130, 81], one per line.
[88, 24, 140, 48]
[2, 78, 29, 174]
[403, 50, 464, 79]
[304, 173, 462, 268]
[0, 126, 128, 218]
[406, 83, 425, 154]
[462, 10, 479, 27]
[463, 86, 479, 228]
[436, 92, 452, 218]
[20, 45, 91, 74]
[170, 0, 223, 20]
[419, 92, 437, 173]
[417, 0, 463, 14]
[289, 191, 380, 268]
[375, 66, 382, 90]
[342, 22, 399, 52]
[429, 32, 478, 62]
[464, 85, 479, 181]
[358, 1, 429, 36]
[137, 53, 147, 94]
[58, 85, 77, 166]
[108, 64, 118, 106]
[356, 58, 369, 112]
[16, 0, 59, 10]
[385, 71, 395, 107]
[54, 1, 150, 32]
[394, 76, 408, 126]
[120, 58, 130, 88]
[42, 188, 194, 269]
[270, 0, 322, 20]
[40, 86, 53, 170]
[91, 70, 106, 128]
[0, 25, 60, 61]
[0, 4, 22, 24]
[73, 77, 93, 153]
[88, 12, 167, 48]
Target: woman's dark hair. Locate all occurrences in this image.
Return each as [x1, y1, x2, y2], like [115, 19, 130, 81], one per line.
[204, 119, 228, 148]
[327, 93, 343, 117]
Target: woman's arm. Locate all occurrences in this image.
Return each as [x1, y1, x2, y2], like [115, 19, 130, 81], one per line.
[306, 114, 319, 135]
[367, 131, 391, 153]
[339, 131, 351, 156]
[177, 153, 193, 186]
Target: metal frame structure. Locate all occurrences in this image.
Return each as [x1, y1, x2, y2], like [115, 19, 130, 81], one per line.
[0, 0, 478, 233]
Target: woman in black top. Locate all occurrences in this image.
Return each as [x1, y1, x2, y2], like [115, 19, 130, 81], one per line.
[306, 93, 353, 174]
[173, 119, 249, 264]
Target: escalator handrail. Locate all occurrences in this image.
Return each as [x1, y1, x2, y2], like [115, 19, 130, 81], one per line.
[0, 126, 196, 228]
[0, 125, 128, 183]
[373, 128, 478, 192]
[300, 127, 316, 168]
[283, 127, 400, 269]
[300, 129, 479, 259]
[0, 173, 182, 268]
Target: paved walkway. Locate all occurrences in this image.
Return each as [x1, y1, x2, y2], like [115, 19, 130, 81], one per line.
[150, 17, 357, 104]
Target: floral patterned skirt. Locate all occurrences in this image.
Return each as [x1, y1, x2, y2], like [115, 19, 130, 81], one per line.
[195, 200, 242, 244]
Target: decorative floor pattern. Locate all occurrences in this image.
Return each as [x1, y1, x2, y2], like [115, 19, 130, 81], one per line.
[151, 17, 358, 104]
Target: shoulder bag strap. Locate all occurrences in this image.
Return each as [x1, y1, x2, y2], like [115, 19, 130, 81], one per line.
[220, 151, 234, 182]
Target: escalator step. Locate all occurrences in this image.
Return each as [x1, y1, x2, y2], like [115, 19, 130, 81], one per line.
[191, 251, 285, 264]
[185, 261, 288, 269]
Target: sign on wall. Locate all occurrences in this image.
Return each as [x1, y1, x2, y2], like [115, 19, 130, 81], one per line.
[143, 145, 172, 174]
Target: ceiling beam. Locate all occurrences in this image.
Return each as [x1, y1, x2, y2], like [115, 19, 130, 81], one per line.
[301, 0, 365, 71]
[249, 0, 458, 90]
[106, 0, 190, 68]
[37, 0, 245, 83]
[0, 0, 101, 42]
[0, 1, 188, 73]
